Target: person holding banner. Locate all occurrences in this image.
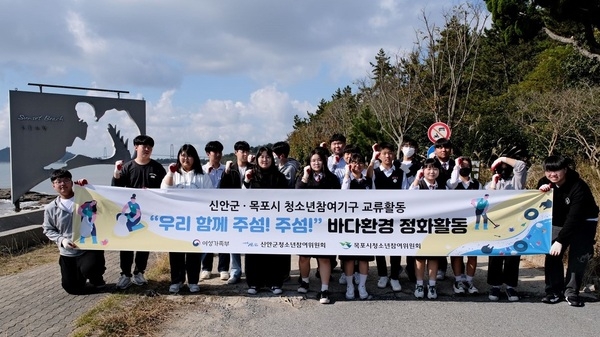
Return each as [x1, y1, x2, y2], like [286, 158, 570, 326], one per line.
[43, 169, 106, 294]
[242, 146, 290, 295]
[220, 141, 254, 285]
[447, 156, 481, 295]
[296, 147, 342, 304]
[161, 144, 214, 294]
[112, 135, 166, 290]
[369, 141, 405, 292]
[409, 158, 447, 299]
[538, 155, 599, 307]
[200, 141, 231, 282]
[486, 156, 527, 301]
[433, 138, 455, 281]
[340, 152, 374, 300]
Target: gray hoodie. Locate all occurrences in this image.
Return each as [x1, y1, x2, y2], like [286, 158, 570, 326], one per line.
[279, 157, 301, 188]
[42, 196, 84, 257]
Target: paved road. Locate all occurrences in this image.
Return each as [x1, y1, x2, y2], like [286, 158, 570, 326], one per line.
[1, 254, 599, 336]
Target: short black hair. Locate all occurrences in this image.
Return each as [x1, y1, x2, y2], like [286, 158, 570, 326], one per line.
[133, 135, 155, 147]
[434, 138, 452, 149]
[378, 142, 396, 152]
[329, 133, 346, 143]
[402, 137, 418, 150]
[50, 169, 72, 182]
[234, 141, 250, 152]
[343, 144, 357, 154]
[205, 140, 224, 153]
[272, 141, 290, 157]
[423, 158, 442, 169]
[543, 155, 571, 171]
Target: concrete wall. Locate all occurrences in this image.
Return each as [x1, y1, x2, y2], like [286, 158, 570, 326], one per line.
[0, 210, 48, 252]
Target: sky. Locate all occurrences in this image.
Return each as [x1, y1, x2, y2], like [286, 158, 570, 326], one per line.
[0, 0, 483, 159]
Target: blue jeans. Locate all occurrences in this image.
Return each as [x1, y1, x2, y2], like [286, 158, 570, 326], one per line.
[230, 253, 242, 278]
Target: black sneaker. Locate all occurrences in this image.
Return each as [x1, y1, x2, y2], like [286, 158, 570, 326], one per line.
[318, 290, 331, 304]
[566, 295, 583, 307]
[541, 293, 562, 304]
[488, 287, 501, 301]
[297, 281, 309, 294]
[505, 287, 519, 302]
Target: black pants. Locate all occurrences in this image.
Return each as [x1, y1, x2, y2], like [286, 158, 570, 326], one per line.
[59, 251, 106, 295]
[245, 254, 289, 288]
[545, 222, 596, 297]
[120, 251, 149, 276]
[376, 256, 402, 280]
[170, 252, 202, 285]
[201, 253, 230, 272]
[487, 255, 520, 287]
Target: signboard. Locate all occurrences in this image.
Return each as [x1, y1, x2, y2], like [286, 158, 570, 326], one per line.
[428, 122, 451, 143]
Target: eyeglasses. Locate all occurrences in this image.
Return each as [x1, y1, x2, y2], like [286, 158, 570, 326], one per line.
[53, 179, 72, 185]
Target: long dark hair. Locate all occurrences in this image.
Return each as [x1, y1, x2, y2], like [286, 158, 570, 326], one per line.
[176, 144, 204, 174]
[308, 147, 334, 175]
[254, 146, 279, 177]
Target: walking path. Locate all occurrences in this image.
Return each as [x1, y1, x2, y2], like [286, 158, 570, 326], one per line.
[0, 253, 597, 336]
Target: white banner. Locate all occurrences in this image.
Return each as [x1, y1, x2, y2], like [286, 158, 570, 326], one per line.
[73, 185, 553, 256]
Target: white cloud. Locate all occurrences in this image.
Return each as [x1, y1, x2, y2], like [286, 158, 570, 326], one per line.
[0, 0, 479, 162]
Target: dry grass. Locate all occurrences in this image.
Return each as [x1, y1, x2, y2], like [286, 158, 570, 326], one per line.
[0, 242, 57, 276]
[71, 252, 191, 337]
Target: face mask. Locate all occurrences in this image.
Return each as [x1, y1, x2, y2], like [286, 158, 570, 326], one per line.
[402, 146, 415, 158]
[459, 167, 472, 177]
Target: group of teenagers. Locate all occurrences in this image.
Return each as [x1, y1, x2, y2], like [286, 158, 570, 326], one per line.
[42, 133, 598, 307]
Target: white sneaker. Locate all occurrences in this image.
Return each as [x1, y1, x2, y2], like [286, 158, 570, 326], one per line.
[188, 284, 200, 293]
[466, 281, 479, 294]
[227, 276, 240, 284]
[247, 287, 258, 295]
[169, 283, 182, 294]
[346, 284, 355, 300]
[270, 287, 283, 295]
[428, 285, 438, 299]
[358, 285, 369, 300]
[116, 274, 132, 289]
[453, 281, 466, 294]
[390, 279, 402, 292]
[200, 270, 211, 280]
[220, 271, 230, 281]
[132, 273, 147, 285]
[377, 276, 389, 289]
[414, 284, 425, 298]
[339, 273, 347, 285]
[436, 270, 446, 281]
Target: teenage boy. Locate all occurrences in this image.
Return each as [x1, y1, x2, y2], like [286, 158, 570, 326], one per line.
[368, 141, 404, 292]
[486, 156, 527, 301]
[201, 140, 230, 281]
[433, 137, 454, 281]
[538, 155, 599, 307]
[272, 140, 300, 280]
[220, 140, 253, 284]
[43, 169, 106, 294]
[112, 135, 166, 289]
[273, 141, 301, 188]
[327, 133, 347, 183]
